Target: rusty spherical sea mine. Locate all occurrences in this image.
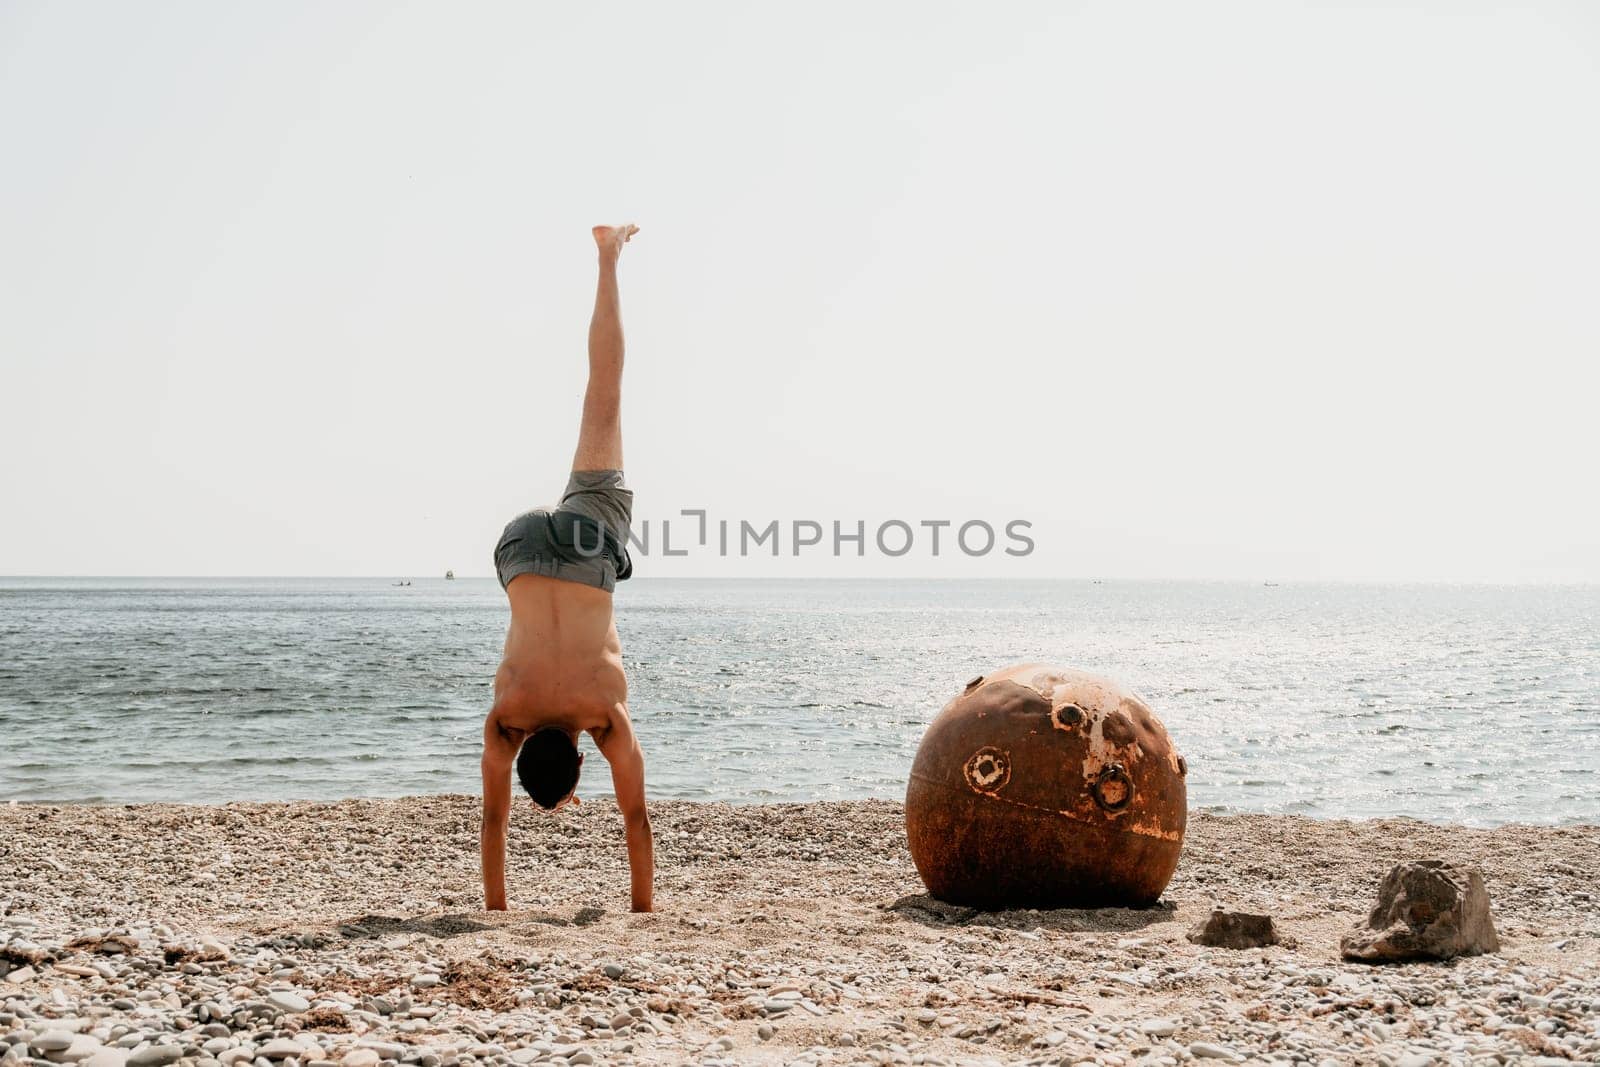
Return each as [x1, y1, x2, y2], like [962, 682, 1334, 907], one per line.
[905, 664, 1187, 909]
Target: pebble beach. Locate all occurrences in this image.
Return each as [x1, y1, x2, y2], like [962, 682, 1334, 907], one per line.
[3, 798, 1597, 1067]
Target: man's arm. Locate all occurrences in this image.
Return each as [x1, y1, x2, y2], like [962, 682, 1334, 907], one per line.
[594, 708, 653, 912]
[480, 714, 518, 911]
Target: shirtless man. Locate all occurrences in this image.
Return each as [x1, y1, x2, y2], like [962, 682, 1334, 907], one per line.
[480, 224, 652, 913]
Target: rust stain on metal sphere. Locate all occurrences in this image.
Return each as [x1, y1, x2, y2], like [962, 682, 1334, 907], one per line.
[905, 663, 1187, 909]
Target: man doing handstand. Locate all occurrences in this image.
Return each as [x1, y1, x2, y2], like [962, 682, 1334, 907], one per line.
[480, 224, 652, 912]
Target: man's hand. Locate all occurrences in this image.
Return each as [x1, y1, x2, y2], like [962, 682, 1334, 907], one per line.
[595, 707, 653, 912]
[480, 714, 518, 911]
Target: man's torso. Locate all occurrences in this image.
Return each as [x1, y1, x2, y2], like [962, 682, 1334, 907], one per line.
[492, 574, 627, 735]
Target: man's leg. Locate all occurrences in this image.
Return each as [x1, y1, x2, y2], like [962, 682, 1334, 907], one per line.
[572, 224, 638, 471]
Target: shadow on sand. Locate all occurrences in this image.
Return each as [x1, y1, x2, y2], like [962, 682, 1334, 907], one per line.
[337, 913, 492, 940]
[337, 906, 606, 940]
[888, 893, 1178, 933]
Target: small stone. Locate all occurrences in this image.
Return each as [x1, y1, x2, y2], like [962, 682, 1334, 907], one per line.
[2, 967, 36, 984]
[257, 1041, 302, 1060]
[56, 1035, 105, 1063]
[340, 1053, 378, 1067]
[568, 1054, 594, 1067]
[33, 1035, 75, 1054]
[127, 1047, 184, 1067]
[82, 1052, 127, 1067]
[1187, 910, 1281, 949]
[607, 1013, 631, 1032]
[1396, 1054, 1435, 1067]
[409, 976, 439, 990]
[266, 993, 309, 1014]
[756, 1025, 773, 1042]
[601, 964, 624, 980]
[1190, 1043, 1241, 1061]
[1141, 1019, 1178, 1038]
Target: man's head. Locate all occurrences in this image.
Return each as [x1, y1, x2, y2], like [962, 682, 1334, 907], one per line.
[516, 728, 583, 810]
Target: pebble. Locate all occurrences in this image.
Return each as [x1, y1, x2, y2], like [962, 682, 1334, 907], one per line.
[257, 1040, 304, 1060]
[1190, 1042, 1241, 1062]
[266, 993, 309, 1014]
[354, 1043, 405, 1061]
[126, 1047, 184, 1067]
[57, 1035, 105, 1063]
[1141, 1019, 1178, 1038]
[33, 1034, 76, 1053]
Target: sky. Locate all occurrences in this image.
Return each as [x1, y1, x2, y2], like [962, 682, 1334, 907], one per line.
[2, 1, 1597, 581]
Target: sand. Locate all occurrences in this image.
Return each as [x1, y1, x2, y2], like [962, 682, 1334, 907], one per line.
[2, 797, 1597, 1066]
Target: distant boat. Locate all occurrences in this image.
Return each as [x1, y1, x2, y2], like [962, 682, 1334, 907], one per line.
[1263, 581, 1279, 587]
[445, 570, 455, 580]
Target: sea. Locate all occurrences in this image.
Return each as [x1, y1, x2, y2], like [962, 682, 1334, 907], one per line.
[0, 578, 1594, 826]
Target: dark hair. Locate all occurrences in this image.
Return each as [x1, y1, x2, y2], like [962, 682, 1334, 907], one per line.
[516, 728, 582, 809]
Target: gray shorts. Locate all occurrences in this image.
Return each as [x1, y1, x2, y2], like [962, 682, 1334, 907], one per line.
[494, 470, 634, 592]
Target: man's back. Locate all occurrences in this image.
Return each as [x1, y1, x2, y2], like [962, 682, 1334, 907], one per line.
[494, 574, 627, 733]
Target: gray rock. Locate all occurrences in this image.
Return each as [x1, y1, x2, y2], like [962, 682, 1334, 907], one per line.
[339, 1053, 378, 1067]
[1189, 1043, 1241, 1061]
[1187, 910, 1281, 949]
[1140, 1019, 1178, 1038]
[32, 1037, 75, 1055]
[600, 964, 624, 980]
[264, 994, 308, 1015]
[54, 1035, 104, 1064]
[127, 1048, 183, 1067]
[256, 1041, 302, 1060]
[80, 1052, 126, 1067]
[1341, 861, 1499, 962]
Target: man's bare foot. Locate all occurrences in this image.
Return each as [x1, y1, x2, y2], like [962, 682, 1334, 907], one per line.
[593, 224, 639, 259]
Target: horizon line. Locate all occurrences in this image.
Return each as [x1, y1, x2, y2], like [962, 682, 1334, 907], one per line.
[2, 574, 1597, 587]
